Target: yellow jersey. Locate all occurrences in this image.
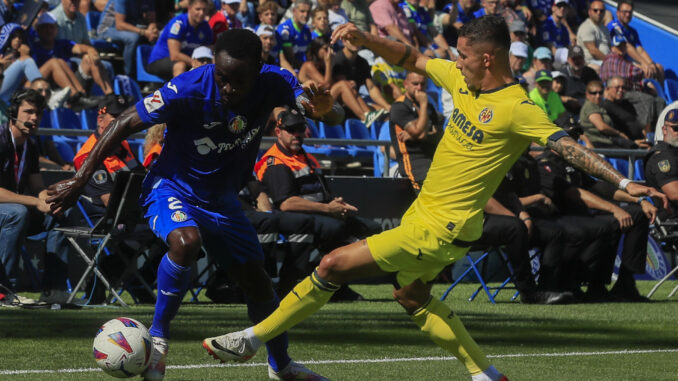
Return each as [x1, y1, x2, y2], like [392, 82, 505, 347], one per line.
[407, 58, 566, 243]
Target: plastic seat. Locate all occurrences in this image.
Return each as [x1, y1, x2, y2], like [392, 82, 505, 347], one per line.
[642, 78, 667, 103]
[374, 121, 397, 177]
[51, 108, 88, 152]
[114, 75, 143, 102]
[345, 118, 382, 176]
[85, 12, 120, 53]
[136, 45, 164, 83]
[320, 121, 372, 158]
[664, 78, 678, 103]
[302, 118, 350, 158]
[80, 109, 98, 130]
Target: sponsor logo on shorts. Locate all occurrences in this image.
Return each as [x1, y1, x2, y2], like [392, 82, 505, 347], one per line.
[171, 210, 187, 222]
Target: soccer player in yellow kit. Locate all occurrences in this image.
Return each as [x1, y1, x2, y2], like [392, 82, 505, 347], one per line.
[202, 16, 668, 381]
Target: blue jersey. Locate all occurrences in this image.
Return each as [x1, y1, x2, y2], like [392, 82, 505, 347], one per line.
[261, 63, 305, 98]
[528, 0, 551, 17]
[135, 64, 296, 204]
[537, 16, 570, 48]
[276, 18, 312, 63]
[149, 13, 213, 64]
[607, 19, 641, 48]
[31, 39, 74, 67]
[443, 2, 475, 25]
[399, 1, 432, 37]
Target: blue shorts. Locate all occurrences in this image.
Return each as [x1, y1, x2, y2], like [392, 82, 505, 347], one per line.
[141, 176, 264, 266]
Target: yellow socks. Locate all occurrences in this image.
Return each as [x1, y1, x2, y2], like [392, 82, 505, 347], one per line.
[411, 297, 491, 376]
[253, 270, 339, 342]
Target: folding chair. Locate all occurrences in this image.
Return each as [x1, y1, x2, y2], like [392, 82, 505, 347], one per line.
[55, 171, 145, 306]
[647, 217, 678, 298]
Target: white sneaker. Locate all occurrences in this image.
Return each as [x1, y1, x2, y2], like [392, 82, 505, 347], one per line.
[202, 331, 258, 363]
[362, 109, 387, 128]
[48, 86, 71, 110]
[269, 361, 330, 381]
[141, 336, 168, 381]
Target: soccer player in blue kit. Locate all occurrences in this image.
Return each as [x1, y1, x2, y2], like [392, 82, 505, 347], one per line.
[46, 29, 331, 381]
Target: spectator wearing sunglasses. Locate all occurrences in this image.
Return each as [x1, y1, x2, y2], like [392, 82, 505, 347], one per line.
[580, 80, 637, 149]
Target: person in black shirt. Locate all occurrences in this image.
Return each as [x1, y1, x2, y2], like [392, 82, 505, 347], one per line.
[389, 71, 442, 192]
[601, 76, 649, 142]
[645, 109, 678, 214]
[0, 89, 70, 303]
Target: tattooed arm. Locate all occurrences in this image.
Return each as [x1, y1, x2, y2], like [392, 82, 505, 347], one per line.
[547, 136, 670, 210]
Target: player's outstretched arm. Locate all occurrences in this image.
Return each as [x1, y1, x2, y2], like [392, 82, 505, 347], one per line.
[331, 23, 429, 75]
[46, 107, 146, 215]
[547, 136, 670, 210]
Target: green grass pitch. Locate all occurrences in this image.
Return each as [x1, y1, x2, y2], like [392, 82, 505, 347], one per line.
[1, 282, 677, 380]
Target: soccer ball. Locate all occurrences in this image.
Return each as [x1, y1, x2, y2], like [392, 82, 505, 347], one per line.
[93, 317, 152, 378]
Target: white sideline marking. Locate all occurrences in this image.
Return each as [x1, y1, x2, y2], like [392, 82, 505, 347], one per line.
[2, 349, 677, 375]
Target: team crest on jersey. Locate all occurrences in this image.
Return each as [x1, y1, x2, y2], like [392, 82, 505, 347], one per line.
[280, 28, 290, 39]
[658, 160, 671, 173]
[478, 107, 493, 124]
[93, 170, 108, 184]
[229, 116, 247, 134]
[171, 210, 187, 222]
[144, 90, 165, 114]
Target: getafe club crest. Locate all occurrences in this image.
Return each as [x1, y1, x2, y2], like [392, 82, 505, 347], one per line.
[229, 115, 247, 134]
[171, 211, 187, 222]
[658, 160, 671, 173]
[478, 107, 493, 124]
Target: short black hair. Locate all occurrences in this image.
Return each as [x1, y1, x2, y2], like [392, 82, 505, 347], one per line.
[188, 0, 207, 6]
[618, 0, 633, 10]
[215, 28, 262, 62]
[458, 15, 510, 50]
[9, 88, 46, 120]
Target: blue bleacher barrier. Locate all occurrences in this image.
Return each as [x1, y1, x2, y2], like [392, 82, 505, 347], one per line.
[136, 45, 164, 83]
[301, 118, 349, 158]
[606, 157, 630, 178]
[664, 79, 678, 103]
[40, 109, 51, 128]
[114, 75, 144, 102]
[374, 121, 397, 176]
[634, 159, 645, 181]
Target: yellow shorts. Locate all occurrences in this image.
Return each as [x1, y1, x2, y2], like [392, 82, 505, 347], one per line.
[366, 219, 471, 288]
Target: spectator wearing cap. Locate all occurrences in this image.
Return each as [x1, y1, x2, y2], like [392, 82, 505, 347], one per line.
[277, 0, 313, 72]
[645, 110, 678, 213]
[529, 69, 566, 121]
[190, 46, 213, 69]
[96, 0, 158, 75]
[257, 25, 277, 65]
[607, 0, 664, 84]
[601, 35, 664, 137]
[73, 95, 141, 208]
[575, 0, 610, 68]
[32, 13, 107, 109]
[550, 70, 579, 113]
[509, 41, 528, 78]
[537, 0, 573, 53]
[558, 45, 600, 109]
[209, 0, 244, 40]
[254, 108, 380, 289]
[147, 0, 212, 81]
[523, 46, 553, 90]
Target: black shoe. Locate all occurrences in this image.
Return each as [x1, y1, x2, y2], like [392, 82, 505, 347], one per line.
[205, 283, 245, 304]
[520, 290, 575, 305]
[329, 285, 364, 302]
[609, 286, 651, 303]
[583, 286, 615, 303]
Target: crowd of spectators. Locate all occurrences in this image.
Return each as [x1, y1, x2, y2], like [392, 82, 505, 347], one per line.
[0, 0, 675, 306]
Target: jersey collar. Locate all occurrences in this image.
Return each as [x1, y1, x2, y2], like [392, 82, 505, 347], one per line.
[475, 81, 519, 98]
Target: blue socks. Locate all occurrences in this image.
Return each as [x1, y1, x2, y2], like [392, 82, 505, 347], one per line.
[246, 294, 291, 372]
[149, 254, 192, 339]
